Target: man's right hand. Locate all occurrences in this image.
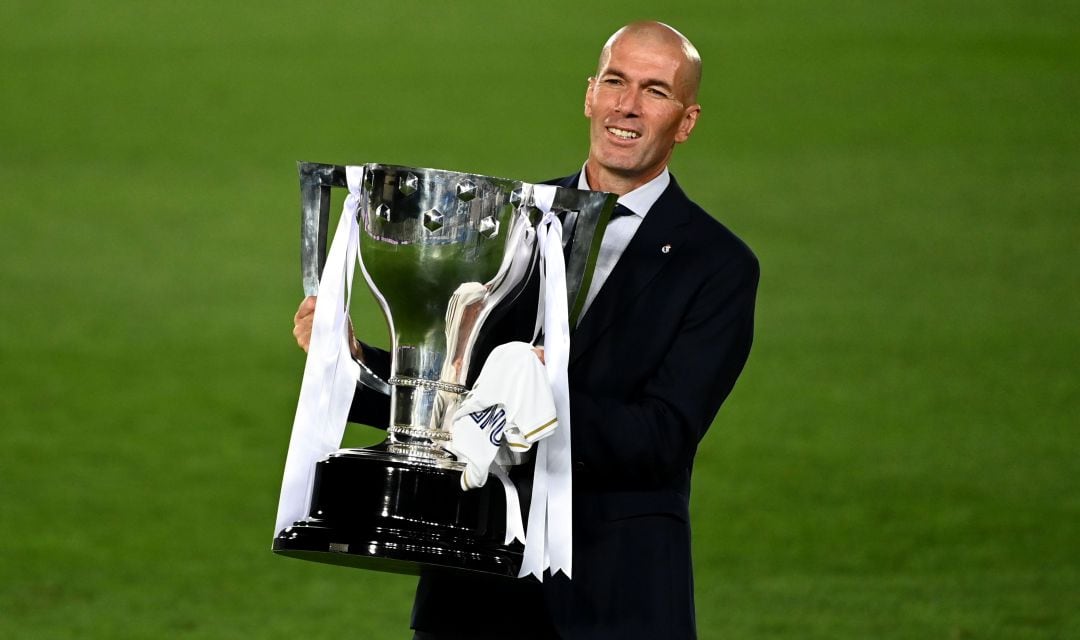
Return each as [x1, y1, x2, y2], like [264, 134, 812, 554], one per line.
[292, 296, 318, 353]
[292, 296, 363, 360]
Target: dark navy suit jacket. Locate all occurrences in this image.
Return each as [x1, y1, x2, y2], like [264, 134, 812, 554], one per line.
[350, 173, 759, 640]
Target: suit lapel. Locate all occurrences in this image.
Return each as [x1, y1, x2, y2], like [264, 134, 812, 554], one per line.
[570, 178, 692, 365]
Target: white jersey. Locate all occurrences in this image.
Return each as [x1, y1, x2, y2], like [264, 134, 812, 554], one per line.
[446, 341, 557, 490]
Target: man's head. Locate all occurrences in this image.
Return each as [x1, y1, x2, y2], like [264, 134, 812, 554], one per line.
[584, 21, 702, 195]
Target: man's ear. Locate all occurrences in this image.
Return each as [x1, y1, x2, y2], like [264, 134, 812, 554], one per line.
[675, 104, 701, 143]
[584, 79, 595, 118]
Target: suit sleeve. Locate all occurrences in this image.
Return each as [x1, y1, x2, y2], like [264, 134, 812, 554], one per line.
[346, 342, 392, 428]
[568, 250, 759, 487]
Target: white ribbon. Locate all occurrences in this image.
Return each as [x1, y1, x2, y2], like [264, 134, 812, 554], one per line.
[273, 166, 365, 537]
[491, 465, 527, 545]
[519, 184, 573, 580]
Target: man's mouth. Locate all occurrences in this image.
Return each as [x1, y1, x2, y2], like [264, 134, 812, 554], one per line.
[607, 127, 640, 140]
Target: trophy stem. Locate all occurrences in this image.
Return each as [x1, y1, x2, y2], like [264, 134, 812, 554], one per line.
[387, 375, 463, 462]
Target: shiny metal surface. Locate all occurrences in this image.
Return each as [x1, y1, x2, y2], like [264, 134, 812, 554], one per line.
[299, 162, 391, 395]
[298, 162, 341, 297]
[360, 165, 535, 459]
[284, 161, 614, 577]
[298, 162, 616, 460]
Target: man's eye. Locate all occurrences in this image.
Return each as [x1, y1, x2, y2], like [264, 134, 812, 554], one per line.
[647, 88, 670, 99]
[602, 78, 623, 86]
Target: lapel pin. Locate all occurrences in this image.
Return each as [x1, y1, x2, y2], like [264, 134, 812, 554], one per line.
[661, 244, 672, 254]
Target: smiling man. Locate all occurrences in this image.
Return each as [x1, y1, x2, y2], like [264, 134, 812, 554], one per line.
[293, 20, 758, 640]
[584, 21, 702, 196]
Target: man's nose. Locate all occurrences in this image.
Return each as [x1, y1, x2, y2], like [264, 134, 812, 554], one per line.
[615, 87, 642, 115]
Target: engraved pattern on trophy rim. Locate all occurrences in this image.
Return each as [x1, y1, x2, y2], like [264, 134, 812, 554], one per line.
[387, 442, 455, 461]
[376, 203, 391, 221]
[388, 425, 452, 442]
[388, 375, 468, 395]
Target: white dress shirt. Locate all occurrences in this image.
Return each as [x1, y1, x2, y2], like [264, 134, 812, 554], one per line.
[576, 166, 670, 320]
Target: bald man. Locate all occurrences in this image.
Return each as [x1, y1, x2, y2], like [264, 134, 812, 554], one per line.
[294, 21, 758, 640]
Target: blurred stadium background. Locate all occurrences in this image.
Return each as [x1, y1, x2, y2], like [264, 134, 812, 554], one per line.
[1, 1, 1076, 638]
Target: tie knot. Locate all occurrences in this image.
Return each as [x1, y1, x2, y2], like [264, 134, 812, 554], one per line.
[611, 203, 635, 220]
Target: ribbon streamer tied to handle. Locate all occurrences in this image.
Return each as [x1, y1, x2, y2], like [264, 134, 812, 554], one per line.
[273, 166, 365, 538]
[519, 184, 574, 580]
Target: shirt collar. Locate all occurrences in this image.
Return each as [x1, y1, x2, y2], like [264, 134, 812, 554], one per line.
[576, 164, 670, 219]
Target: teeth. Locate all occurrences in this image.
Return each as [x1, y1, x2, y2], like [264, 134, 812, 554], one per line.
[607, 127, 639, 139]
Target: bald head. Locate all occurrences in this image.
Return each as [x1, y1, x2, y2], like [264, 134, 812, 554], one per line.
[584, 20, 704, 194]
[596, 21, 702, 103]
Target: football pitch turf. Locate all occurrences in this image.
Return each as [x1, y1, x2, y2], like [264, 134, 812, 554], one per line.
[1, 1, 1077, 638]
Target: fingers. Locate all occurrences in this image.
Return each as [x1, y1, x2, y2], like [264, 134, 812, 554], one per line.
[347, 317, 364, 362]
[292, 296, 362, 359]
[532, 346, 545, 364]
[293, 296, 316, 353]
[294, 295, 316, 322]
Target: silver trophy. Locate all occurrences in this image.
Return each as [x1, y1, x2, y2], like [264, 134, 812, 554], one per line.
[273, 162, 614, 576]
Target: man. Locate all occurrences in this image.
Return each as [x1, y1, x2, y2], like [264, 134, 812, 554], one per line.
[293, 21, 758, 639]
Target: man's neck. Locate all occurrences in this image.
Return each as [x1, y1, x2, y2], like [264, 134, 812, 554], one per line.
[584, 163, 665, 196]
[579, 164, 670, 218]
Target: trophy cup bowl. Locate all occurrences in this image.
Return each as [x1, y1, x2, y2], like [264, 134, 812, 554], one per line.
[273, 163, 614, 577]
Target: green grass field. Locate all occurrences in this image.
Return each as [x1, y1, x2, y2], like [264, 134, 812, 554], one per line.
[2, 1, 1077, 638]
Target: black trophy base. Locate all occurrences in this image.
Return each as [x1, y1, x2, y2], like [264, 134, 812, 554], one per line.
[273, 444, 521, 577]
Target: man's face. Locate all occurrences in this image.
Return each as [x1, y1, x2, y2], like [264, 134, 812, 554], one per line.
[584, 35, 700, 190]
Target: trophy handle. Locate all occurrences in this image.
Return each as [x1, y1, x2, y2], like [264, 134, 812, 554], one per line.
[298, 161, 391, 396]
[299, 162, 344, 296]
[549, 188, 617, 326]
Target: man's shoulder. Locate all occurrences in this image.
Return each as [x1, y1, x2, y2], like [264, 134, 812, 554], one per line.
[542, 174, 579, 188]
[545, 169, 758, 273]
